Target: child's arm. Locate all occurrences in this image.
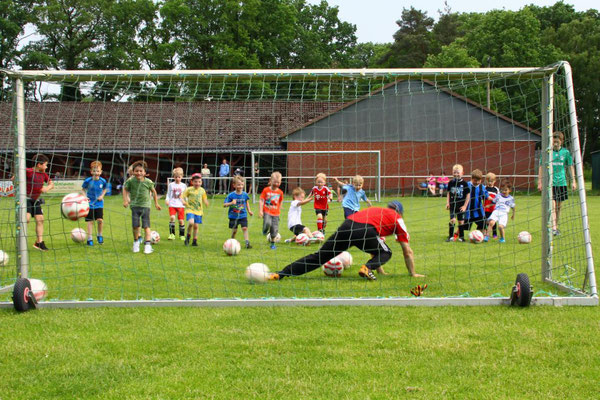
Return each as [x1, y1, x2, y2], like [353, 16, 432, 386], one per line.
[42, 179, 54, 193]
[570, 164, 577, 191]
[446, 192, 450, 210]
[151, 187, 162, 210]
[460, 193, 471, 212]
[122, 187, 130, 207]
[203, 193, 210, 208]
[98, 187, 108, 202]
[511, 205, 516, 220]
[246, 200, 254, 216]
[258, 198, 264, 218]
[181, 190, 188, 207]
[165, 184, 171, 206]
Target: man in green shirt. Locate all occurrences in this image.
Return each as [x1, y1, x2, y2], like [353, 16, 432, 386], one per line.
[123, 160, 162, 253]
[537, 131, 577, 236]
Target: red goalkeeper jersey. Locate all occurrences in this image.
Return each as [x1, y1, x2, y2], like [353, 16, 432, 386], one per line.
[348, 207, 410, 243]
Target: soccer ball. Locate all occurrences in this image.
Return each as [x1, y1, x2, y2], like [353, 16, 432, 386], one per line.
[266, 232, 281, 243]
[61, 192, 90, 221]
[0, 250, 9, 266]
[469, 230, 484, 244]
[245, 263, 270, 283]
[518, 231, 532, 244]
[337, 251, 353, 269]
[71, 228, 87, 243]
[295, 233, 310, 245]
[223, 238, 241, 256]
[323, 257, 344, 277]
[311, 231, 325, 242]
[29, 278, 48, 301]
[150, 231, 160, 244]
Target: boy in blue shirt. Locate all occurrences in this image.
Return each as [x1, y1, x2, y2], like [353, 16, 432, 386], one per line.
[223, 176, 254, 249]
[334, 175, 372, 218]
[465, 169, 489, 232]
[82, 160, 108, 246]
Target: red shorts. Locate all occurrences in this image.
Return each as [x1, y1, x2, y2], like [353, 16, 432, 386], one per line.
[169, 207, 185, 220]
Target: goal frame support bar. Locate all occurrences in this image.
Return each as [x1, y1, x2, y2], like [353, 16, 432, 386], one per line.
[250, 150, 381, 203]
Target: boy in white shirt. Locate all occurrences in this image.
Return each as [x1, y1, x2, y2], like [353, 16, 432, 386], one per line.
[285, 187, 314, 243]
[484, 181, 516, 244]
[165, 167, 187, 240]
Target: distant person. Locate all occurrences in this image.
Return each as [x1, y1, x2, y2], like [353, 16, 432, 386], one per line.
[165, 167, 187, 241]
[537, 131, 576, 236]
[333, 175, 372, 219]
[284, 187, 314, 243]
[427, 173, 437, 196]
[483, 172, 499, 239]
[201, 163, 212, 194]
[446, 164, 470, 242]
[181, 173, 210, 246]
[437, 173, 449, 196]
[311, 173, 333, 235]
[465, 169, 489, 232]
[218, 159, 230, 194]
[81, 161, 108, 246]
[259, 172, 284, 250]
[224, 176, 254, 249]
[20, 154, 54, 251]
[484, 181, 516, 243]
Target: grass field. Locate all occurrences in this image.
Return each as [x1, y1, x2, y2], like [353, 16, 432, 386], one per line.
[0, 191, 596, 301]
[0, 194, 598, 399]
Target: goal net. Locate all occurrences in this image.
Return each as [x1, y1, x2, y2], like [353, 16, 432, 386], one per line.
[0, 64, 595, 307]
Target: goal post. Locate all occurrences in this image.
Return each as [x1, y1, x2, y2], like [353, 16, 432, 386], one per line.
[0, 63, 596, 308]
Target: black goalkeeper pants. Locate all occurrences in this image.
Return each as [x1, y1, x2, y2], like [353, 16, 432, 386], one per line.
[277, 220, 392, 277]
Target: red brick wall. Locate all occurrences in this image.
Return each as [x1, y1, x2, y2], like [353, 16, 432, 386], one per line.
[287, 141, 537, 191]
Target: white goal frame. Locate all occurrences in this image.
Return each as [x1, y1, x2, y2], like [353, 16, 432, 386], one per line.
[250, 150, 381, 203]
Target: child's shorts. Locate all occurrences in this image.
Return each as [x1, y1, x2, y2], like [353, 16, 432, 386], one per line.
[229, 217, 248, 229]
[186, 214, 203, 224]
[314, 208, 328, 216]
[85, 208, 104, 221]
[343, 207, 357, 219]
[489, 210, 509, 227]
[290, 224, 305, 236]
[169, 207, 185, 220]
[27, 198, 44, 216]
[131, 207, 150, 229]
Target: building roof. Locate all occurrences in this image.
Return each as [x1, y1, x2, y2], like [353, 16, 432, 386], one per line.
[0, 101, 343, 153]
[282, 80, 541, 143]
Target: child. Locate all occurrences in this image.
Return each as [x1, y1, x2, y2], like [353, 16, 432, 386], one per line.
[484, 181, 516, 243]
[334, 175, 372, 219]
[285, 187, 314, 243]
[427, 173, 437, 196]
[181, 173, 209, 246]
[166, 167, 187, 241]
[259, 172, 284, 249]
[311, 173, 333, 234]
[224, 176, 254, 249]
[537, 131, 576, 236]
[446, 164, 470, 242]
[24, 154, 54, 251]
[483, 172, 499, 238]
[437, 172, 449, 196]
[465, 169, 489, 232]
[122, 160, 162, 254]
[81, 160, 108, 246]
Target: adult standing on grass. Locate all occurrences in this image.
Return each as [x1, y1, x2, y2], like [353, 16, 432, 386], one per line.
[201, 163, 212, 194]
[268, 201, 425, 281]
[218, 159, 230, 194]
[537, 131, 576, 236]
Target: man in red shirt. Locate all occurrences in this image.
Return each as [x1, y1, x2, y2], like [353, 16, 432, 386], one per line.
[269, 201, 424, 281]
[24, 154, 54, 251]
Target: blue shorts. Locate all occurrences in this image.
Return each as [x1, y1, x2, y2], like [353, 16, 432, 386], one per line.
[186, 214, 203, 224]
[343, 207, 357, 219]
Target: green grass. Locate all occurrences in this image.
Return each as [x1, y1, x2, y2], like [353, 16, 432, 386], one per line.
[1, 192, 598, 301]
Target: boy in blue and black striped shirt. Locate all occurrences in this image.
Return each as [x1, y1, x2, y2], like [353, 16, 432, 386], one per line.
[465, 169, 489, 232]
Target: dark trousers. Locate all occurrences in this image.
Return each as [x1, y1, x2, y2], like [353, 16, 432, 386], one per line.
[278, 220, 392, 277]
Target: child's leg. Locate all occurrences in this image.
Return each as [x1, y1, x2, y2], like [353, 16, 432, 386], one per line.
[555, 200, 562, 230]
[448, 217, 456, 238]
[316, 212, 323, 231]
[97, 218, 103, 236]
[323, 214, 328, 230]
[178, 218, 185, 237]
[169, 213, 176, 236]
[193, 223, 199, 239]
[133, 226, 141, 240]
[458, 220, 467, 239]
[231, 228, 237, 238]
[144, 227, 152, 242]
[498, 224, 506, 240]
[487, 220, 496, 237]
[262, 215, 271, 236]
[87, 220, 94, 239]
[34, 214, 44, 243]
[303, 227, 313, 238]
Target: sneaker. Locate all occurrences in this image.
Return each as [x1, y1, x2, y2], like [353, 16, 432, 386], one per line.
[270, 243, 276, 250]
[192, 240, 198, 247]
[133, 241, 140, 253]
[97, 236, 104, 244]
[168, 233, 175, 240]
[184, 237, 190, 246]
[267, 273, 280, 281]
[358, 265, 377, 281]
[493, 235, 498, 239]
[553, 229, 561, 236]
[284, 238, 293, 244]
[246, 243, 252, 249]
[499, 238, 506, 243]
[457, 238, 465, 242]
[138, 237, 143, 244]
[87, 239, 94, 246]
[180, 235, 186, 241]
[144, 243, 153, 254]
[445, 236, 454, 242]
[33, 241, 49, 251]
[483, 235, 489, 242]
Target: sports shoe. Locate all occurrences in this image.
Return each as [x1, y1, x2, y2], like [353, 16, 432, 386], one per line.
[445, 236, 454, 242]
[133, 241, 140, 253]
[483, 235, 489, 242]
[87, 239, 94, 246]
[493, 235, 498, 239]
[180, 235, 185, 241]
[192, 240, 198, 247]
[270, 243, 276, 250]
[499, 238, 506, 243]
[457, 237, 465, 242]
[97, 236, 104, 244]
[284, 238, 293, 243]
[184, 236, 190, 246]
[553, 229, 561, 236]
[358, 265, 377, 281]
[267, 273, 280, 281]
[168, 233, 175, 240]
[33, 241, 49, 251]
[245, 243, 252, 249]
[144, 243, 153, 254]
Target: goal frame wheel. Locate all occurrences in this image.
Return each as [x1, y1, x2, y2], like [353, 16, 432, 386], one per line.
[510, 273, 533, 307]
[12, 278, 38, 312]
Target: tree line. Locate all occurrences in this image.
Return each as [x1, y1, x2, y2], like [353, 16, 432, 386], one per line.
[1, 0, 598, 160]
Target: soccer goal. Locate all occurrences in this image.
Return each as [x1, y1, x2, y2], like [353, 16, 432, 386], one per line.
[0, 63, 596, 309]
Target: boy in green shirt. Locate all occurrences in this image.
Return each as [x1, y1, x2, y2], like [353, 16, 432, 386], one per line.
[123, 160, 162, 253]
[537, 131, 577, 236]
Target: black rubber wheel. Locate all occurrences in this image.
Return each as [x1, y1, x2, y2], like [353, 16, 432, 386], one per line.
[12, 278, 33, 312]
[514, 273, 532, 307]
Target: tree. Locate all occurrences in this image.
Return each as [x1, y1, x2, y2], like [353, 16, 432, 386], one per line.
[347, 42, 391, 68]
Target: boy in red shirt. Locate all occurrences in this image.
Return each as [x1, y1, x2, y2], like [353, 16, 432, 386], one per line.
[269, 201, 425, 281]
[24, 154, 54, 251]
[311, 173, 333, 234]
[259, 171, 284, 250]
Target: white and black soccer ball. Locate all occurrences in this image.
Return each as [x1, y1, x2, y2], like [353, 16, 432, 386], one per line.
[323, 257, 344, 277]
[245, 263, 270, 283]
[150, 231, 160, 244]
[266, 232, 281, 243]
[223, 238, 241, 256]
[518, 231, 532, 244]
[71, 228, 87, 243]
[469, 230, 484, 244]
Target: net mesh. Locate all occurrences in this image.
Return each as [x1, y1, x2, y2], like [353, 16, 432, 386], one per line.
[0, 66, 594, 302]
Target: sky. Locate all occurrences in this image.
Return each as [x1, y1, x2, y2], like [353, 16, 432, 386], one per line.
[307, 0, 599, 43]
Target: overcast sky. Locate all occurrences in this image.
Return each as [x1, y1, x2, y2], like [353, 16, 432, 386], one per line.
[307, 0, 599, 43]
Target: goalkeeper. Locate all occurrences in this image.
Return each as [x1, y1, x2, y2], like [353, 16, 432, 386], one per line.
[269, 201, 424, 281]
